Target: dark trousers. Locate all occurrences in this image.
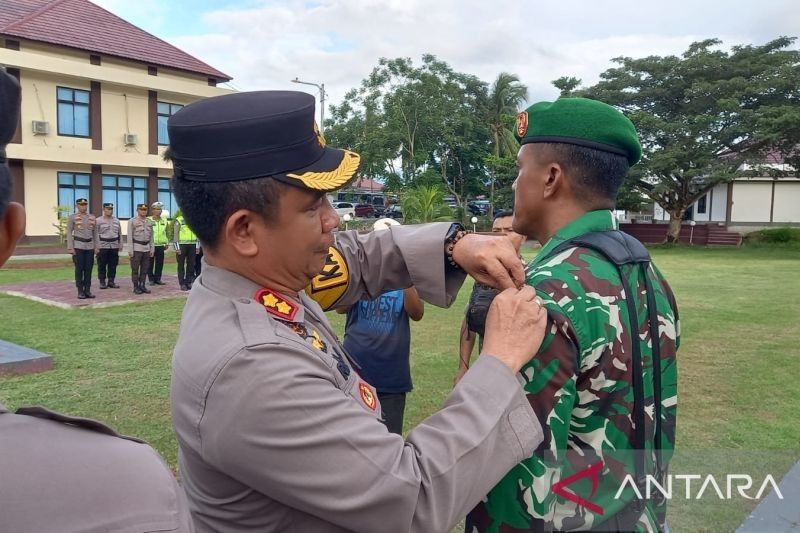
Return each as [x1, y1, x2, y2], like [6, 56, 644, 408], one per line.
[177, 244, 196, 286]
[195, 248, 203, 278]
[378, 392, 407, 435]
[72, 249, 94, 292]
[130, 251, 151, 285]
[147, 245, 165, 282]
[97, 249, 119, 282]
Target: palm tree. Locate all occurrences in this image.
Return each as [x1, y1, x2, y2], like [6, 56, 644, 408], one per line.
[400, 185, 454, 223]
[486, 73, 528, 212]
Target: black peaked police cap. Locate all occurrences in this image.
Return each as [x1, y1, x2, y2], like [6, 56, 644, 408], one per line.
[167, 91, 361, 192]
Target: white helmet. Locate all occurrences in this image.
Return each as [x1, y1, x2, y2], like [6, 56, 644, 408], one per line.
[372, 218, 401, 231]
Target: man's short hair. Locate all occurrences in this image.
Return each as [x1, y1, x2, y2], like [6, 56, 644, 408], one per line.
[493, 209, 513, 221]
[538, 143, 629, 207]
[172, 173, 289, 249]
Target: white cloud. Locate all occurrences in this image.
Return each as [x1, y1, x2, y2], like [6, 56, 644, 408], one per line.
[100, 0, 795, 121]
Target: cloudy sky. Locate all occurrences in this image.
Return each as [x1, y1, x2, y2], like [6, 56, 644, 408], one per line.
[94, 0, 798, 120]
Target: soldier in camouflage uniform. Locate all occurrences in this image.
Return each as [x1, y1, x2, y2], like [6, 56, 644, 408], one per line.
[466, 98, 680, 532]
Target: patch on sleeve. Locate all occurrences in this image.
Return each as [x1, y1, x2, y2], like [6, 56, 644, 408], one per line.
[358, 382, 377, 411]
[305, 246, 349, 311]
[255, 288, 299, 321]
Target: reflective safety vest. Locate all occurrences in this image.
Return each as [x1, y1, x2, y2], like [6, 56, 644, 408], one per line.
[147, 216, 169, 246]
[176, 216, 197, 244]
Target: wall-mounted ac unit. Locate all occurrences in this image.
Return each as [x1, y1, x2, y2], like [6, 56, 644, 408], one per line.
[123, 133, 138, 146]
[32, 120, 50, 135]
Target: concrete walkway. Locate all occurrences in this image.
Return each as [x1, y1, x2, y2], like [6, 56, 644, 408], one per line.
[737, 461, 800, 532]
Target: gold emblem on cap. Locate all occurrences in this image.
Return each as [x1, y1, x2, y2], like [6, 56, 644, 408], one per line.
[287, 150, 361, 191]
[314, 121, 326, 148]
[516, 111, 529, 138]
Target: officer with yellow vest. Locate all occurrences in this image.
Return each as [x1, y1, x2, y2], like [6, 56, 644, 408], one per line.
[173, 211, 196, 291]
[147, 201, 169, 285]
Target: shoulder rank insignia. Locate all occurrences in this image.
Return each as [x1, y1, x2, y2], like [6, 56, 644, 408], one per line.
[305, 246, 349, 311]
[254, 288, 298, 321]
[359, 382, 377, 411]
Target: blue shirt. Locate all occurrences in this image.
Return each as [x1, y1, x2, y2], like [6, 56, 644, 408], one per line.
[343, 290, 412, 393]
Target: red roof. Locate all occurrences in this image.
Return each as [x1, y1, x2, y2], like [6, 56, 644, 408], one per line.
[0, 0, 231, 81]
[350, 178, 384, 192]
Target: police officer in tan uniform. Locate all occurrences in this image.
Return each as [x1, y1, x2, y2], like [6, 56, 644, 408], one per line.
[128, 203, 154, 294]
[95, 202, 123, 289]
[168, 91, 548, 532]
[0, 66, 194, 533]
[66, 197, 96, 299]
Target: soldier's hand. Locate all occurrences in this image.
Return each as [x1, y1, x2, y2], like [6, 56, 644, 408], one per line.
[482, 286, 547, 374]
[452, 233, 525, 290]
[67, 248, 75, 255]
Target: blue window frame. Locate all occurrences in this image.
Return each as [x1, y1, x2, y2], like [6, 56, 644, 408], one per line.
[157, 178, 178, 216]
[57, 172, 90, 211]
[102, 175, 147, 219]
[157, 102, 184, 145]
[57, 87, 90, 137]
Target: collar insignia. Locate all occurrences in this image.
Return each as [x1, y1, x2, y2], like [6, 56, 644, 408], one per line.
[359, 382, 377, 411]
[254, 288, 299, 321]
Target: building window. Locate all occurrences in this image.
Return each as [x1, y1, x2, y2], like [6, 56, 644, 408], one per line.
[102, 175, 147, 219]
[157, 102, 183, 145]
[157, 178, 178, 216]
[697, 194, 708, 214]
[58, 172, 90, 210]
[57, 87, 90, 137]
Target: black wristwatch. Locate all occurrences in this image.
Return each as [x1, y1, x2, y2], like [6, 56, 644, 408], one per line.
[444, 223, 467, 270]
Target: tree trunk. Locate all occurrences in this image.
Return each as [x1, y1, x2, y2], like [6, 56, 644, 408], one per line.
[666, 211, 685, 243]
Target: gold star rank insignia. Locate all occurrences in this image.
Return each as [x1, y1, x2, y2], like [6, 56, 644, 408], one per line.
[310, 330, 327, 352]
[254, 288, 298, 321]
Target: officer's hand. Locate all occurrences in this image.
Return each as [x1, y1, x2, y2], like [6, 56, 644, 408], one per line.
[452, 233, 525, 290]
[94, 248, 100, 255]
[67, 248, 75, 255]
[482, 286, 547, 374]
[149, 252, 154, 258]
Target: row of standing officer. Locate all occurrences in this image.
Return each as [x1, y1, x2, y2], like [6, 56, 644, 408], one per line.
[66, 200, 200, 297]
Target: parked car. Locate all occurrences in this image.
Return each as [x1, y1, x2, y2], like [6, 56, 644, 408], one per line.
[384, 204, 403, 220]
[467, 200, 491, 215]
[354, 203, 376, 218]
[332, 201, 356, 218]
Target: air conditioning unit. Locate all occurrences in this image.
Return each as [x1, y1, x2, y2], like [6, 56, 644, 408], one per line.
[32, 120, 50, 135]
[123, 133, 138, 146]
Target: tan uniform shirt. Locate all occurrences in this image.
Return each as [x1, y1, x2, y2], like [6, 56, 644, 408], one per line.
[171, 223, 543, 533]
[95, 215, 123, 250]
[0, 402, 194, 532]
[127, 215, 154, 254]
[66, 212, 96, 250]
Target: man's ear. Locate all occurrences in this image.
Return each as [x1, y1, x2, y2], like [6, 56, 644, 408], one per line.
[0, 202, 25, 267]
[222, 209, 260, 258]
[542, 162, 566, 200]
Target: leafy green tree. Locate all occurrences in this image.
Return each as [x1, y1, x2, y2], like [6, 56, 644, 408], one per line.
[557, 37, 800, 242]
[400, 184, 454, 223]
[484, 73, 528, 213]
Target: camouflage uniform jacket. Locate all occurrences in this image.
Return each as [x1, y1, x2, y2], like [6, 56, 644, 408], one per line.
[467, 210, 680, 532]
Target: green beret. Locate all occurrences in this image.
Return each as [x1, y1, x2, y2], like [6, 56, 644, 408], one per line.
[515, 97, 642, 165]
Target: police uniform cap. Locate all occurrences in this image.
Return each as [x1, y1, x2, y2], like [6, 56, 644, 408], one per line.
[76, 198, 88, 205]
[137, 203, 148, 209]
[167, 91, 361, 191]
[103, 202, 114, 208]
[515, 97, 642, 166]
[151, 201, 164, 208]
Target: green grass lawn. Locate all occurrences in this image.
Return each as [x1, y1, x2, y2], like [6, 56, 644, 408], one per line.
[1, 245, 798, 531]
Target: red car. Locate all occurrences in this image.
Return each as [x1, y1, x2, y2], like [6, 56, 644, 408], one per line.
[354, 203, 376, 218]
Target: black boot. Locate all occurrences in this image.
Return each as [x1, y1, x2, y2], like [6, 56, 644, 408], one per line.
[84, 285, 95, 299]
[140, 282, 151, 294]
[99, 280, 108, 289]
[77, 289, 86, 299]
[153, 277, 165, 285]
[133, 282, 143, 295]
[108, 279, 119, 288]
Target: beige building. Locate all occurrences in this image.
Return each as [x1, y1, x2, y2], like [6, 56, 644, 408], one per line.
[1, 0, 232, 242]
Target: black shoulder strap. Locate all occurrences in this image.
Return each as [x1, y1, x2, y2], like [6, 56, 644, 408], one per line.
[542, 230, 664, 515]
